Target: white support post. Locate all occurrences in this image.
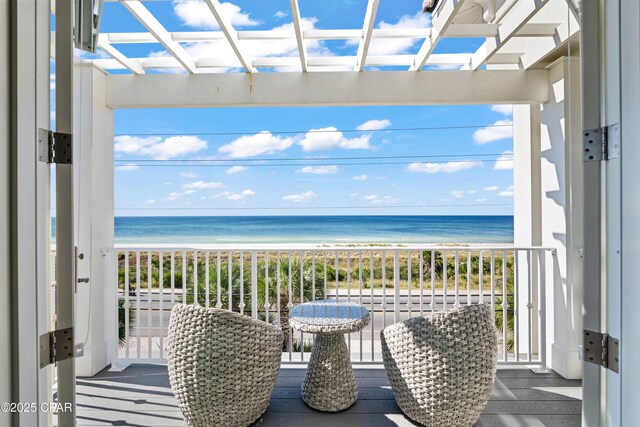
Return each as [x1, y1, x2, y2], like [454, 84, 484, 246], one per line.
[539, 57, 583, 380]
[513, 103, 541, 361]
[74, 63, 115, 377]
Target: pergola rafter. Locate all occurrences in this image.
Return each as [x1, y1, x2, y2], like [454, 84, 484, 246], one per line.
[88, 0, 577, 75]
[204, 0, 256, 73]
[120, 0, 197, 73]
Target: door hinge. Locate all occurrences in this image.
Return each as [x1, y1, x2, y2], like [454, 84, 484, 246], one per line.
[38, 128, 73, 164]
[39, 327, 74, 368]
[583, 123, 619, 162]
[584, 329, 619, 373]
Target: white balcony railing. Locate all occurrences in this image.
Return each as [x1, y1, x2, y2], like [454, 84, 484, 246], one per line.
[109, 244, 555, 369]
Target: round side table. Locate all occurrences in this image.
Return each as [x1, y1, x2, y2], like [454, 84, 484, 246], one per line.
[289, 300, 370, 412]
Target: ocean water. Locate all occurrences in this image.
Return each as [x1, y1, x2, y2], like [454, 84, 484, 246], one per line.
[107, 216, 514, 244]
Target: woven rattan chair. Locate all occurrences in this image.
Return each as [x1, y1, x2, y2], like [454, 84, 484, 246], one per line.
[167, 304, 283, 427]
[381, 304, 497, 427]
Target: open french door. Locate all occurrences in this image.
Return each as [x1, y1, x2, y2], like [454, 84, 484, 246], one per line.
[582, 0, 640, 425]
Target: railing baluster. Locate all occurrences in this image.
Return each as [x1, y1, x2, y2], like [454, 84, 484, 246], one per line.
[538, 250, 547, 370]
[216, 251, 221, 308]
[251, 251, 258, 319]
[370, 250, 374, 361]
[124, 251, 130, 361]
[407, 250, 412, 317]
[147, 251, 152, 359]
[358, 252, 363, 362]
[382, 250, 387, 329]
[490, 250, 496, 319]
[467, 251, 472, 305]
[194, 251, 198, 306]
[182, 252, 186, 305]
[227, 251, 232, 311]
[136, 251, 141, 359]
[170, 252, 175, 306]
[419, 250, 424, 316]
[265, 251, 270, 323]
[159, 251, 164, 359]
[205, 251, 210, 308]
[527, 250, 533, 362]
[288, 252, 292, 360]
[239, 252, 245, 315]
[502, 250, 508, 362]
[299, 250, 304, 361]
[323, 252, 327, 300]
[442, 250, 448, 311]
[479, 250, 484, 304]
[347, 250, 351, 354]
[311, 252, 316, 302]
[277, 251, 281, 328]
[454, 250, 460, 307]
[335, 251, 339, 302]
[430, 251, 436, 313]
[514, 250, 520, 362]
[393, 250, 400, 324]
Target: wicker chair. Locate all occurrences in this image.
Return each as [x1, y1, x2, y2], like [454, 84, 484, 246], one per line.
[167, 304, 283, 427]
[381, 304, 497, 427]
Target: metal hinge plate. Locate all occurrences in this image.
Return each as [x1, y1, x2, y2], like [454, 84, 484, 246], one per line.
[584, 329, 619, 373]
[39, 327, 74, 368]
[583, 123, 620, 162]
[38, 128, 72, 164]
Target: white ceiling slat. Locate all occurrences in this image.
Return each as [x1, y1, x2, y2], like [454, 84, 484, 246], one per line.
[515, 23, 560, 37]
[372, 28, 430, 39]
[203, 0, 256, 73]
[410, 0, 467, 71]
[97, 34, 145, 74]
[289, 0, 308, 72]
[119, 0, 197, 73]
[356, 0, 380, 72]
[465, 0, 551, 70]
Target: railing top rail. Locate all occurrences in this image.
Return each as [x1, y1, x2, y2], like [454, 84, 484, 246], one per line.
[108, 243, 556, 252]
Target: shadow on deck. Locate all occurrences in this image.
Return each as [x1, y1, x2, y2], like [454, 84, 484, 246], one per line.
[72, 364, 581, 426]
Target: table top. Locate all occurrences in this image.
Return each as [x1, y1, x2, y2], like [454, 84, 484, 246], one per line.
[289, 300, 370, 334]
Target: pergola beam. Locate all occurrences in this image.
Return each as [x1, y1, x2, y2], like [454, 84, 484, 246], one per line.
[356, 0, 380, 71]
[289, 0, 308, 72]
[411, 0, 466, 71]
[120, 0, 197, 73]
[204, 0, 255, 73]
[104, 70, 550, 108]
[97, 34, 144, 74]
[465, 0, 551, 70]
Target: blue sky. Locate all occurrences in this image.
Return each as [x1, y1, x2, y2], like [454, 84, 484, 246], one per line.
[75, 1, 514, 216]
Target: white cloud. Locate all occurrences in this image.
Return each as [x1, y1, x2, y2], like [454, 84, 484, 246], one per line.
[215, 188, 256, 201]
[299, 127, 371, 151]
[145, 199, 156, 204]
[499, 185, 515, 197]
[180, 171, 197, 178]
[353, 174, 368, 181]
[167, 192, 181, 201]
[451, 191, 465, 199]
[218, 131, 294, 158]
[484, 186, 499, 191]
[225, 165, 248, 174]
[116, 163, 139, 171]
[350, 192, 360, 197]
[274, 10, 287, 19]
[476, 198, 487, 202]
[173, 0, 260, 30]
[363, 194, 400, 204]
[468, 190, 477, 194]
[491, 105, 513, 115]
[114, 135, 208, 160]
[494, 151, 514, 170]
[296, 165, 338, 174]
[349, 12, 431, 55]
[473, 120, 513, 144]
[282, 191, 317, 202]
[406, 161, 483, 174]
[356, 119, 391, 131]
[182, 181, 223, 191]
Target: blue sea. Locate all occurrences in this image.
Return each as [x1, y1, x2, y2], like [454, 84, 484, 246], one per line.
[106, 216, 514, 244]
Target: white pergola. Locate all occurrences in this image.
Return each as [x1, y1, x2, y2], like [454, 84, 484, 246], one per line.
[92, 0, 576, 75]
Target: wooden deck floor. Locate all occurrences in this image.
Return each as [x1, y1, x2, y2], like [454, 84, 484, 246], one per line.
[73, 364, 582, 426]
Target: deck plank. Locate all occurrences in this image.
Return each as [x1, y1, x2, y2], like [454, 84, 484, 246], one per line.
[71, 364, 582, 427]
